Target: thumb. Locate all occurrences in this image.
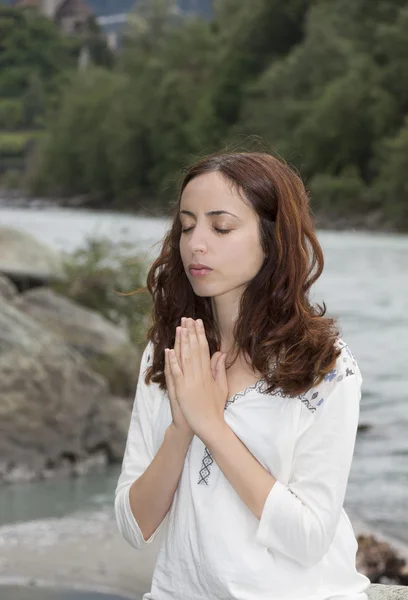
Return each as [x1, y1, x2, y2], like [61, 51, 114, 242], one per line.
[214, 352, 228, 387]
[210, 351, 222, 379]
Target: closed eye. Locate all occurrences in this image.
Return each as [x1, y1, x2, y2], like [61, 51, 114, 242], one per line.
[181, 227, 231, 234]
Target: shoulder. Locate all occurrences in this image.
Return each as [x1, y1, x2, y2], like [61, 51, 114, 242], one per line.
[140, 339, 155, 370]
[299, 337, 362, 414]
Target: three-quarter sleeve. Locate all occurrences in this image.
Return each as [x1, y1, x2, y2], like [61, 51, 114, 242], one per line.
[114, 341, 167, 550]
[256, 355, 362, 568]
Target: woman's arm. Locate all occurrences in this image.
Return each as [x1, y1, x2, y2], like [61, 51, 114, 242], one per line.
[115, 341, 193, 550]
[128, 424, 192, 542]
[202, 349, 362, 568]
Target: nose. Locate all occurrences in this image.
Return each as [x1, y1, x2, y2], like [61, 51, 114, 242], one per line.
[186, 223, 208, 254]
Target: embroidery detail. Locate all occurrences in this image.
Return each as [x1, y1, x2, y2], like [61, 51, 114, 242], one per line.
[198, 380, 267, 485]
[344, 345, 357, 366]
[197, 340, 358, 485]
[300, 396, 317, 413]
[301, 342, 357, 414]
[197, 447, 214, 485]
[224, 379, 266, 409]
[324, 368, 337, 382]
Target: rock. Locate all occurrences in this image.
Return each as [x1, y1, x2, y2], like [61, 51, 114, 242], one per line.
[83, 396, 132, 462]
[0, 226, 63, 286]
[368, 584, 408, 599]
[357, 534, 408, 585]
[0, 274, 18, 301]
[358, 422, 372, 433]
[0, 295, 130, 484]
[14, 287, 140, 398]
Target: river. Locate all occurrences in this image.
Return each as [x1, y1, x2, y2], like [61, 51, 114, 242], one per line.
[1, 206, 408, 592]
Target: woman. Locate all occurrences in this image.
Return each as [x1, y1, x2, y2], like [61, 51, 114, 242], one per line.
[115, 151, 371, 599]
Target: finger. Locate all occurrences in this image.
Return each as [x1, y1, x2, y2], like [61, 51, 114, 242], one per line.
[164, 349, 176, 397]
[169, 348, 183, 382]
[176, 317, 188, 367]
[174, 325, 182, 370]
[180, 324, 192, 381]
[194, 318, 211, 372]
[186, 318, 200, 376]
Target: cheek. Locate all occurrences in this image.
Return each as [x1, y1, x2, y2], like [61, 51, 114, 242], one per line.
[223, 236, 264, 276]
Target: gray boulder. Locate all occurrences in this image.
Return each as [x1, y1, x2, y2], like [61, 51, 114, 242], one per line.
[0, 274, 18, 301]
[14, 287, 140, 398]
[0, 226, 63, 284]
[0, 296, 131, 484]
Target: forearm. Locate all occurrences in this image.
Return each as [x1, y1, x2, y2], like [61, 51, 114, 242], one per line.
[129, 424, 193, 541]
[201, 423, 277, 520]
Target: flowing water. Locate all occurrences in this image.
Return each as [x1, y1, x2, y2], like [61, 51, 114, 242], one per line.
[1, 206, 407, 597]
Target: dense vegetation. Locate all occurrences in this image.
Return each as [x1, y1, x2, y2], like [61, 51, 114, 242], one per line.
[2, 0, 408, 230]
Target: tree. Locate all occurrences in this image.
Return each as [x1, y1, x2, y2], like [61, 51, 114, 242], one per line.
[0, 6, 77, 98]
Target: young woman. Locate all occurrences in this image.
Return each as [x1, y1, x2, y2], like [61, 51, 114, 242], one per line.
[115, 151, 371, 600]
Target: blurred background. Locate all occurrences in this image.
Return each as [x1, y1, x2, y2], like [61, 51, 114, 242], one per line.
[0, 0, 408, 598]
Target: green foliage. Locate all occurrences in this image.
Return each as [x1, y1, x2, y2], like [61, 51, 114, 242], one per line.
[30, 68, 123, 198]
[0, 168, 23, 189]
[9, 0, 408, 230]
[371, 116, 408, 229]
[209, 0, 309, 135]
[308, 168, 368, 214]
[0, 131, 42, 157]
[83, 15, 115, 68]
[51, 236, 153, 351]
[0, 99, 24, 129]
[0, 6, 78, 99]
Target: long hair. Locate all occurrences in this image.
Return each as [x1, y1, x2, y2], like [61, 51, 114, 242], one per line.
[140, 150, 340, 396]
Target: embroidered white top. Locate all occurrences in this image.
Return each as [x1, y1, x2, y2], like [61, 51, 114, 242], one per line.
[114, 337, 371, 600]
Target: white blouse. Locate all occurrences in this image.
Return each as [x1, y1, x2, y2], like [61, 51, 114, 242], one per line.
[115, 337, 371, 600]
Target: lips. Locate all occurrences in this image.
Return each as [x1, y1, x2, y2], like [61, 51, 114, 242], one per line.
[188, 264, 213, 277]
[188, 263, 212, 271]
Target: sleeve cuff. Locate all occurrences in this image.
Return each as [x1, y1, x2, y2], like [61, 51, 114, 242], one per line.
[256, 479, 288, 548]
[125, 484, 167, 544]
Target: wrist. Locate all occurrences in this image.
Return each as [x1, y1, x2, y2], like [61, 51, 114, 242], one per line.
[198, 420, 229, 450]
[167, 423, 194, 445]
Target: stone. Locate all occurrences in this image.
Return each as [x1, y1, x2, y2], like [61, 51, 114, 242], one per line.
[14, 287, 141, 398]
[0, 273, 18, 301]
[0, 295, 131, 484]
[0, 225, 63, 285]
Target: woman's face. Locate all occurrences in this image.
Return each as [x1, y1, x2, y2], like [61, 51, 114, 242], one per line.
[179, 171, 266, 299]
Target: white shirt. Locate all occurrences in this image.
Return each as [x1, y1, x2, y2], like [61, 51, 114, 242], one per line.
[115, 337, 371, 600]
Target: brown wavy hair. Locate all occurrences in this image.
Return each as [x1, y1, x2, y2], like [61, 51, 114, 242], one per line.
[139, 150, 341, 396]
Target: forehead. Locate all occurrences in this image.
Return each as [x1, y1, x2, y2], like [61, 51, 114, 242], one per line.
[180, 171, 250, 216]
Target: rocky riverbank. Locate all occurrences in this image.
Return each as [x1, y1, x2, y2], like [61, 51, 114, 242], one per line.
[0, 225, 140, 485]
[0, 508, 407, 597]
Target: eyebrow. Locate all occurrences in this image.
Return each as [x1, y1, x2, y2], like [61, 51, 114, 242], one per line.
[179, 210, 240, 219]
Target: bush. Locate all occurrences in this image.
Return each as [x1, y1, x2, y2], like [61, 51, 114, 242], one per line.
[51, 236, 153, 353]
[0, 99, 24, 129]
[0, 169, 23, 189]
[371, 115, 408, 229]
[0, 131, 42, 158]
[307, 169, 368, 215]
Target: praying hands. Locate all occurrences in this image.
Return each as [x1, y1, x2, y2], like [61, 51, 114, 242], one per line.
[164, 317, 229, 442]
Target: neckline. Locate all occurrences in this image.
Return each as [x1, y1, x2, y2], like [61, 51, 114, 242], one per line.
[224, 378, 266, 408]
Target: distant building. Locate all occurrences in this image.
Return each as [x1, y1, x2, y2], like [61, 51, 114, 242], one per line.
[12, 0, 93, 35]
[11, 0, 213, 51]
[55, 0, 92, 34]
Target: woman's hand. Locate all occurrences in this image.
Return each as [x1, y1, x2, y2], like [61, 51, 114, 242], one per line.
[164, 318, 194, 441]
[167, 317, 229, 442]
